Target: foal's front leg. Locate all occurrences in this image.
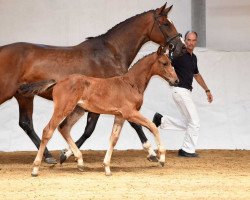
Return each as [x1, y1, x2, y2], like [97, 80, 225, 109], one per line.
[103, 116, 125, 176]
[127, 112, 166, 166]
[129, 122, 158, 162]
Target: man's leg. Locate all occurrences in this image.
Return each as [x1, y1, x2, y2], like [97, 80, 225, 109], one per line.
[171, 87, 200, 154]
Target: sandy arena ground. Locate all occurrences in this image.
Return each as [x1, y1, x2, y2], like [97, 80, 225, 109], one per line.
[0, 150, 249, 200]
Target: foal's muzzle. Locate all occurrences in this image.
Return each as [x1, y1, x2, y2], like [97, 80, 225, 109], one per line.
[169, 79, 179, 86]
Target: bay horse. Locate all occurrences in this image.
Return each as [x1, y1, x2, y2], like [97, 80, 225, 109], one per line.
[0, 3, 185, 164]
[19, 46, 179, 176]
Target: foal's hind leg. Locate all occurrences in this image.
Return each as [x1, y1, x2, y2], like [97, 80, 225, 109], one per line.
[32, 103, 77, 176]
[127, 112, 166, 166]
[58, 117, 85, 171]
[32, 116, 62, 176]
[59, 111, 100, 164]
[103, 116, 124, 176]
[58, 106, 85, 164]
[15, 94, 57, 164]
[129, 122, 158, 162]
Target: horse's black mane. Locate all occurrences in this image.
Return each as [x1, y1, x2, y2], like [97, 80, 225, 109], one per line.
[86, 10, 154, 40]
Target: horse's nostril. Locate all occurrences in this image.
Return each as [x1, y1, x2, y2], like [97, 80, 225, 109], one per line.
[175, 80, 179, 85]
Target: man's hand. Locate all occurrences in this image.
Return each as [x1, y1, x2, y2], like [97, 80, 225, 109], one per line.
[206, 91, 213, 103]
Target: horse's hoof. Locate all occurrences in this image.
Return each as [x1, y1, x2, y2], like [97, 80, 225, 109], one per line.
[59, 153, 67, 164]
[44, 157, 57, 165]
[77, 164, 84, 172]
[61, 148, 67, 154]
[159, 161, 165, 167]
[31, 172, 38, 177]
[147, 155, 159, 162]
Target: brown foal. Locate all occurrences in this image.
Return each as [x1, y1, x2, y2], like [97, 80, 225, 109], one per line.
[19, 47, 179, 176]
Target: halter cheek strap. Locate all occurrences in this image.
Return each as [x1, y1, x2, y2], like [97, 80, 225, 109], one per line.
[150, 11, 182, 51]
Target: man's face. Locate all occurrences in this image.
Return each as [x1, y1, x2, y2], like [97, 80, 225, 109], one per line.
[185, 32, 197, 52]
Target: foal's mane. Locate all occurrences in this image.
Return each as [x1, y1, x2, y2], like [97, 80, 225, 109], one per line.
[86, 10, 154, 40]
[131, 52, 156, 67]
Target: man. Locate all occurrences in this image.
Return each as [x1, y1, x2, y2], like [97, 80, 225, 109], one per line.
[153, 31, 213, 157]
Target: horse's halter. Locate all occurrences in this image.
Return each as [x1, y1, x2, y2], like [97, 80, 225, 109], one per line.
[149, 11, 182, 59]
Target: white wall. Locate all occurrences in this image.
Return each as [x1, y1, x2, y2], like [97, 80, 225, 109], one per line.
[0, 0, 191, 49]
[1, 1, 249, 151]
[206, 0, 250, 51]
[0, 0, 192, 151]
[1, 48, 250, 151]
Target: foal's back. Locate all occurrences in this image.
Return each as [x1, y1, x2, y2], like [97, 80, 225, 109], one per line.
[52, 74, 142, 116]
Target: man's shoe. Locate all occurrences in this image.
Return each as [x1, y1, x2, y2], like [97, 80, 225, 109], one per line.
[153, 112, 163, 127]
[178, 149, 198, 157]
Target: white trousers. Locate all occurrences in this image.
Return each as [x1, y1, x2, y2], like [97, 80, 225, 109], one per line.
[160, 87, 200, 153]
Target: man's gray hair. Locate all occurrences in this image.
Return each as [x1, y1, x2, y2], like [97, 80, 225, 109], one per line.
[184, 31, 198, 39]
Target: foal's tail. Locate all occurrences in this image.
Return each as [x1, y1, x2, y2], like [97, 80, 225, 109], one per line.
[18, 79, 56, 97]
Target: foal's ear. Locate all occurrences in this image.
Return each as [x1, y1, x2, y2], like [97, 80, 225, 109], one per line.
[156, 3, 166, 15]
[157, 46, 167, 55]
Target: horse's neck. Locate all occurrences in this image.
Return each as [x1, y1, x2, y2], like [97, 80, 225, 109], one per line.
[125, 54, 156, 94]
[101, 12, 154, 67]
[104, 13, 153, 66]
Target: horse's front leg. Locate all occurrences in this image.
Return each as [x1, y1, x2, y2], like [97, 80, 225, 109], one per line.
[127, 112, 166, 167]
[15, 94, 57, 165]
[129, 122, 158, 162]
[103, 116, 124, 176]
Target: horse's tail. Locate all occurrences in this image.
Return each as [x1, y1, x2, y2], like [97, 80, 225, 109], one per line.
[18, 79, 56, 97]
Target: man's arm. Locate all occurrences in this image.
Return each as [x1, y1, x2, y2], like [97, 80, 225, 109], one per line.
[194, 73, 213, 103]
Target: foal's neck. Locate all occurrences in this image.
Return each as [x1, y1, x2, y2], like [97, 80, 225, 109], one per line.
[125, 53, 157, 94]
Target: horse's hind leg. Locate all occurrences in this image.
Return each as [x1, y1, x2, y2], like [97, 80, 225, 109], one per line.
[15, 94, 57, 164]
[103, 116, 124, 176]
[59, 111, 100, 164]
[128, 122, 157, 162]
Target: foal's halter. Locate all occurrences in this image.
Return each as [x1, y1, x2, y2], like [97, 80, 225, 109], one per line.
[149, 11, 182, 58]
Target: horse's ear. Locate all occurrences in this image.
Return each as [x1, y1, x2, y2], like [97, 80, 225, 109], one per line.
[157, 46, 167, 55]
[156, 3, 167, 15]
[164, 5, 173, 15]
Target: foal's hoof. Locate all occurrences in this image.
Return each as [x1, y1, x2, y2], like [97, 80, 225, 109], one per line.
[147, 155, 159, 162]
[159, 161, 165, 167]
[105, 172, 112, 176]
[59, 153, 67, 165]
[31, 172, 38, 177]
[44, 157, 57, 165]
[77, 164, 84, 172]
